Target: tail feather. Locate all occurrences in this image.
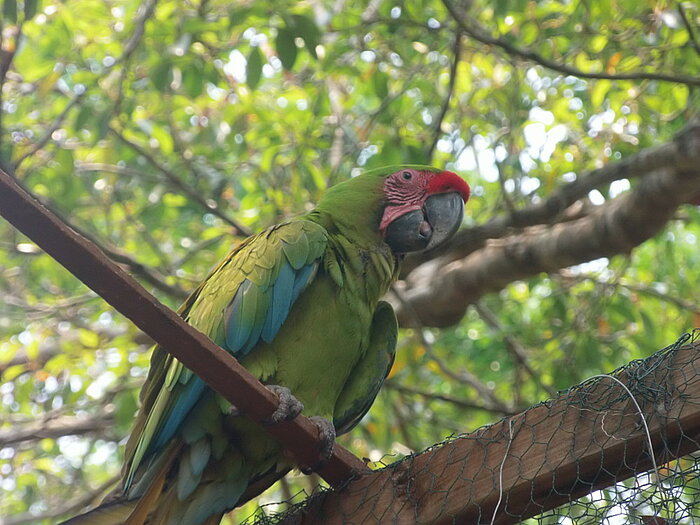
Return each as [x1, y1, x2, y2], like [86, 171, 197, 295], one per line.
[124, 469, 168, 525]
[125, 441, 181, 525]
[58, 499, 138, 525]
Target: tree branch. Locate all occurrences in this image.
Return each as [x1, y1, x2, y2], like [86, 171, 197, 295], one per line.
[441, 0, 700, 88]
[428, 31, 462, 160]
[13, 94, 84, 170]
[36, 193, 190, 299]
[0, 410, 116, 447]
[117, 0, 158, 65]
[473, 302, 556, 397]
[385, 381, 518, 416]
[4, 474, 121, 525]
[403, 122, 700, 275]
[678, 2, 700, 58]
[110, 127, 251, 236]
[395, 124, 700, 327]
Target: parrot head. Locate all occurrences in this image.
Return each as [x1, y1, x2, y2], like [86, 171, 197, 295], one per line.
[315, 165, 469, 254]
[379, 166, 470, 253]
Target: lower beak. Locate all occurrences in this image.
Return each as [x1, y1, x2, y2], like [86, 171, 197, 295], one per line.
[384, 192, 464, 253]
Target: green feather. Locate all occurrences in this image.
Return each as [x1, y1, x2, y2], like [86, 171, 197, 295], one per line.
[105, 165, 443, 525]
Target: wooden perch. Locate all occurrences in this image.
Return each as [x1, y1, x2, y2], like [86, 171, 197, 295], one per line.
[273, 337, 700, 524]
[0, 168, 369, 486]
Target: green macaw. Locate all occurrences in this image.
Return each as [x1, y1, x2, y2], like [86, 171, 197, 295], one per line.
[65, 165, 470, 525]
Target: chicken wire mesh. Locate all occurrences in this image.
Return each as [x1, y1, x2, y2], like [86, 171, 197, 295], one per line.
[245, 331, 700, 524]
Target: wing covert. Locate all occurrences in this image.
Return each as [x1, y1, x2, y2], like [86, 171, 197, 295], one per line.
[124, 220, 328, 489]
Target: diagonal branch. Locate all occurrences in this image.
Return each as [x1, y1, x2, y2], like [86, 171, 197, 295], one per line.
[13, 94, 85, 170]
[117, 0, 158, 65]
[473, 302, 556, 397]
[0, 167, 368, 486]
[111, 127, 252, 236]
[0, 410, 116, 447]
[395, 124, 700, 327]
[385, 381, 518, 416]
[441, 0, 700, 88]
[678, 2, 700, 58]
[5, 474, 121, 525]
[428, 31, 462, 160]
[36, 193, 189, 299]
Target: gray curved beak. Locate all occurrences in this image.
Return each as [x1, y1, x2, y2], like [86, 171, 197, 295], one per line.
[384, 192, 464, 254]
[424, 192, 464, 251]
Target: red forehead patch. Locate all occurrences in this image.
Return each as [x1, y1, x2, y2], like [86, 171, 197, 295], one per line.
[426, 171, 470, 202]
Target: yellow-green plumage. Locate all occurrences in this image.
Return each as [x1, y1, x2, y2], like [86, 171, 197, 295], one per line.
[64, 165, 461, 525]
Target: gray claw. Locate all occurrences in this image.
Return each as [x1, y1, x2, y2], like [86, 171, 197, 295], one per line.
[301, 416, 336, 474]
[263, 385, 304, 425]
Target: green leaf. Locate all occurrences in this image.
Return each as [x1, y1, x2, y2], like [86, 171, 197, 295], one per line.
[73, 104, 92, 131]
[276, 27, 297, 70]
[290, 14, 321, 59]
[590, 35, 607, 53]
[372, 71, 389, 100]
[78, 329, 100, 348]
[90, 111, 111, 145]
[150, 60, 172, 92]
[228, 6, 253, 29]
[150, 124, 174, 154]
[23, 0, 39, 19]
[182, 62, 204, 97]
[0, 142, 12, 167]
[591, 80, 611, 108]
[3, 0, 17, 23]
[246, 46, 263, 89]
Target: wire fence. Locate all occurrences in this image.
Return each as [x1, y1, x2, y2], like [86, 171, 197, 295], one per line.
[245, 331, 700, 524]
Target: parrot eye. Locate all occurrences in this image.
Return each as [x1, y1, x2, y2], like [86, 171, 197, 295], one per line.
[402, 171, 413, 181]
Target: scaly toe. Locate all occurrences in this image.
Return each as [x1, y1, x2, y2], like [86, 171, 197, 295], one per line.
[262, 385, 304, 425]
[301, 416, 336, 474]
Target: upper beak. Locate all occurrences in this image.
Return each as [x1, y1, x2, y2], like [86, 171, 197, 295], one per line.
[423, 191, 464, 251]
[384, 192, 464, 253]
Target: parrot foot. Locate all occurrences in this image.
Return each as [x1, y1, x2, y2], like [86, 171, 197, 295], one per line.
[300, 416, 336, 475]
[263, 385, 304, 425]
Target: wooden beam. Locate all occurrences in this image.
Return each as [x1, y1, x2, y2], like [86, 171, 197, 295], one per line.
[276, 339, 700, 524]
[0, 168, 369, 486]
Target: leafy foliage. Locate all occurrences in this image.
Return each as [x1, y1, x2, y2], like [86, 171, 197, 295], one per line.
[0, 0, 698, 523]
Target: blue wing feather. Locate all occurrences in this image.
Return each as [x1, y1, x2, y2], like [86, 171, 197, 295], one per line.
[261, 262, 295, 343]
[240, 286, 269, 355]
[225, 281, 251, 352]
[149, 378, 206, 452]
[292, 263, 316, 303]
[127, 222, 327, 490]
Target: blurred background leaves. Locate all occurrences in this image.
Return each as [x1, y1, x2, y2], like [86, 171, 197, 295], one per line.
[0, 0, 698, 523]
